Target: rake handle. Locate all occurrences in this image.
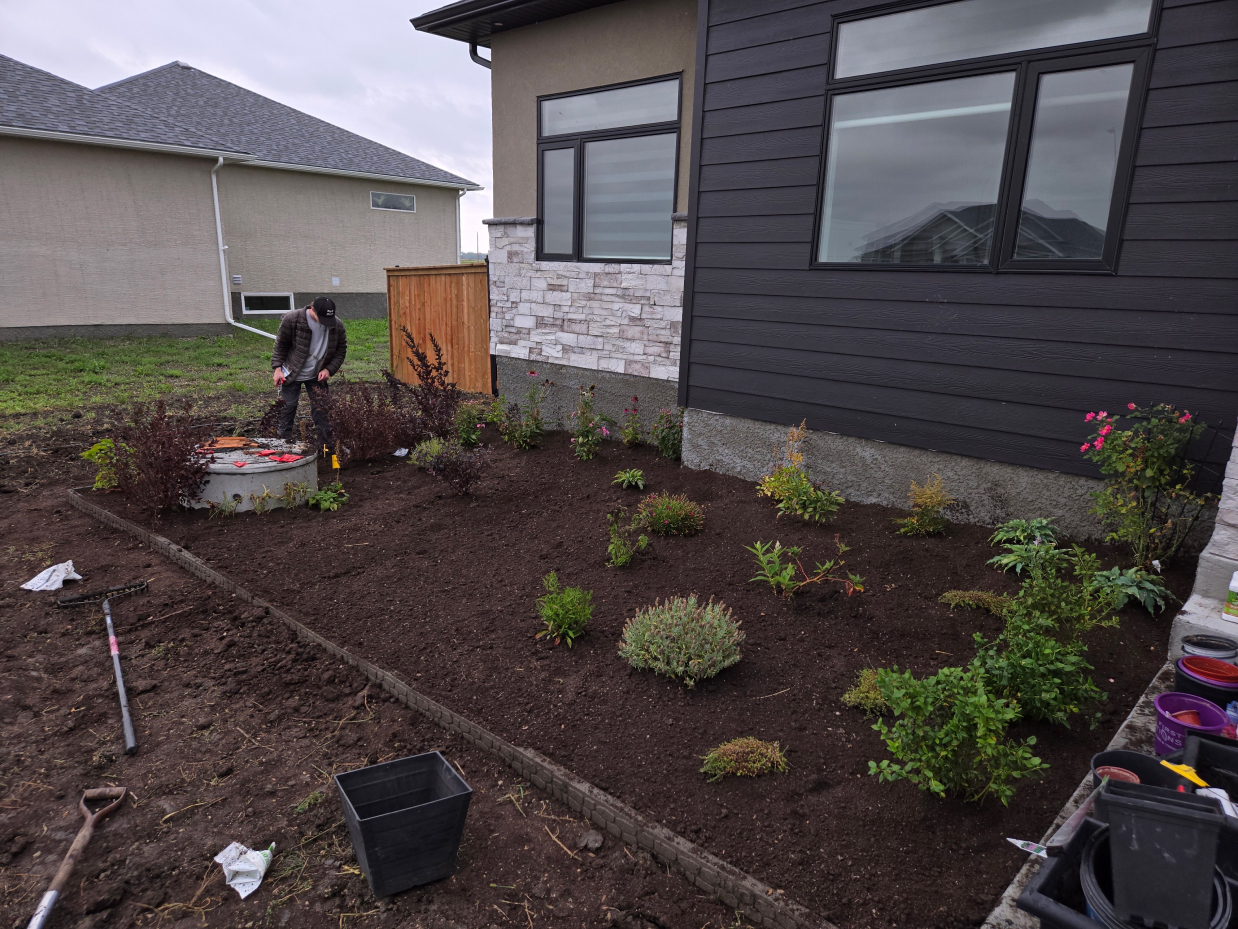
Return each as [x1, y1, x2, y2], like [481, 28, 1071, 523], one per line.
[103, 599, 137, 755]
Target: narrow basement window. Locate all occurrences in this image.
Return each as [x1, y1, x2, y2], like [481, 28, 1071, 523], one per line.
[371, 191, 416, 212]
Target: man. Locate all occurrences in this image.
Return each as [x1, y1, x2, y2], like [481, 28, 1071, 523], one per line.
[271, 297, 348, 443]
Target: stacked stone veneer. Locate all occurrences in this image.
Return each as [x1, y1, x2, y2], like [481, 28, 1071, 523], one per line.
[485, 216, 686, 380]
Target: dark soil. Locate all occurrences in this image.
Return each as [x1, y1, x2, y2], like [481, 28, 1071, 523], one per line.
[103, 433, 1194, 929]
[0, 484, 737, 929]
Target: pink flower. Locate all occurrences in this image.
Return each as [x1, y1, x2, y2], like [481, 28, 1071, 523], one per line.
[1094, 436, 1105, 449]
[1128, 403, 1136, 410]
[1080, 443, 1090, 453]
[1100, 425, 1112, 435]
[528, 370, 537, 377]
[1085, 412, 1095, 422]
[602, 427, 610, 437]
[1179, 414, 1191, 423]
[1098, 411, 1108, 419]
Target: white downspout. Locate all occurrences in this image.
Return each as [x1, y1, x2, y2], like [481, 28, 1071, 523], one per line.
[456, 189, 463, 263]
[212, 156, 274, 339]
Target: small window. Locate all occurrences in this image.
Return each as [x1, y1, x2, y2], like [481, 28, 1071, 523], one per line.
[240, 293, 294, 315]
[537, 75, 681, 262]
[371, 191, 416, 212]
[815, 0, 1153, 272]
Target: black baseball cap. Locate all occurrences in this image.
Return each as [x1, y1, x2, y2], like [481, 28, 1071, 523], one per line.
[311, 297, 337, 320]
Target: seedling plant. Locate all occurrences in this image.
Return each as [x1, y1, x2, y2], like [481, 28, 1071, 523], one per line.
[536, 573, 592, 647]
[308, 482, 348, 512]
[757, 421, 844, 524]
[620, 397, 643, 447]
[569, 385, 614, 461]
[612, 469, 646, 490]
[650, 408, 684, 460]
[746, 537, 863, 598]
[500, 372, 552, 450]
[606, 511, 649, 568]
[894, 474, 954, 536]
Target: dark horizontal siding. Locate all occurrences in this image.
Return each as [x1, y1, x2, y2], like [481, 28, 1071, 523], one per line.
[683, 0, 1238, 475]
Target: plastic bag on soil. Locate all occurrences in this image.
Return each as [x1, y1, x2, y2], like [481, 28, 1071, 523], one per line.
[214, 841, 275, 899]
[21, 560, 83, 591]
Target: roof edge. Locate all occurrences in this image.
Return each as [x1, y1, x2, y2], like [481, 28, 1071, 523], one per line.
[244, 159, 482, 191]
[0, 124, 253, 160]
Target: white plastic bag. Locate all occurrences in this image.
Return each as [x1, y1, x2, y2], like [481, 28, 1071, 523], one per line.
[214, 842, 275, 899]
[21, 561, 82, 591]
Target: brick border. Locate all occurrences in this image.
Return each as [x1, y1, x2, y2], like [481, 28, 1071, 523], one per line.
[67, 488, 831, 929]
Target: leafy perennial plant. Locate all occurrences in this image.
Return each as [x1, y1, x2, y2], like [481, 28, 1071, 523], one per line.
[618, 596, 743, 688]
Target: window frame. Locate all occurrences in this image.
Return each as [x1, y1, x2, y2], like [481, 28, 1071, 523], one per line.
[809, 0, 1162, 274]
[370, 191, 417, 213]
[536, 73, 683, 264]
[239, 292, 295, 316]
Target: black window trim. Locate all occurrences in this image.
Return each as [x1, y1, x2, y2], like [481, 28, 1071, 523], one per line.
[809, 0, 1162, 275]
[536, 72, 684, 264]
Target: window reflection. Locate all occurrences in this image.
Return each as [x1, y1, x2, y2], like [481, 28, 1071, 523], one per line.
[542, 148, 575, 255]
[542, 80, 679, 136]
[817, 72, 1015, 265]
[1014, 64, 1133, 260]
[583, 134, 676, 261]
[835, 0, 1153, 79]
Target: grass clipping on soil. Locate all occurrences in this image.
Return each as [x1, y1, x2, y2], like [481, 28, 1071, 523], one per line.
[701, 737, 788, 783]
[618, 595, 743, 688]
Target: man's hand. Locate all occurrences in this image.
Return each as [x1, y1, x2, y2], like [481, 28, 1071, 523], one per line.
[317, 369, 330, 382]
[273, 368, 285, 387]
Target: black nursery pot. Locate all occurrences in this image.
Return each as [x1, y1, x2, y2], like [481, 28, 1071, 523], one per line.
[335, 751, 473, 897]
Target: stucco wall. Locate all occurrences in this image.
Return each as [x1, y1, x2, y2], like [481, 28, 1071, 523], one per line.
[489, 0, 697, 218]
[217, 165, 459, 297]
[0, 137, 222, 329]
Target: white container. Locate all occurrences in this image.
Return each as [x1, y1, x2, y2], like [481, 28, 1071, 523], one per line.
[194, 440, 317, 512]
[1226, 570, 1238, 621]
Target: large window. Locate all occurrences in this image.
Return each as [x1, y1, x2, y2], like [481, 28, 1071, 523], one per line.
[537, 76, 680, 262]
[815, 0, 1155, 271]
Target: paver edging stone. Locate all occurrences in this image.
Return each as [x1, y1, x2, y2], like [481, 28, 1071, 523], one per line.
[66, 487, 832, 929]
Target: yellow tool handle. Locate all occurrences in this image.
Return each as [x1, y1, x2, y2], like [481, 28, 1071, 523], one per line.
[1161, 760, 1209, 787]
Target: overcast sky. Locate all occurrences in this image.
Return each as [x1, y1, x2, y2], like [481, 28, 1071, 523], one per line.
[0, 0, 495, 253]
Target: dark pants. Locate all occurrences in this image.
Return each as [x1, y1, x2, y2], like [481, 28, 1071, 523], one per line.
[278, 379, 332, 445]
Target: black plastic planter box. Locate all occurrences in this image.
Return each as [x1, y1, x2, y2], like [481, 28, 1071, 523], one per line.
[335, 751, 472, 897]
[1017, 816, 1107, 929]
[1095, 780, 1223, 929]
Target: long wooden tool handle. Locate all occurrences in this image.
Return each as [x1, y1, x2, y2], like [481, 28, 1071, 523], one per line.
[103, 600, 137, 755]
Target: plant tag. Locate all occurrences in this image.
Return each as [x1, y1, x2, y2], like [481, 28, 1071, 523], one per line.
[1006, 838, 1048, 858]
[331, 455, 340, 469]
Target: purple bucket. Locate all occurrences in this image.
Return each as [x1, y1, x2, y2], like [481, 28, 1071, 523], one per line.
[1154, 692, 1227, 754]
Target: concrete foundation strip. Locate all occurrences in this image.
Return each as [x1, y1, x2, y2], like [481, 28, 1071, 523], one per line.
[66, 488, 831, 929]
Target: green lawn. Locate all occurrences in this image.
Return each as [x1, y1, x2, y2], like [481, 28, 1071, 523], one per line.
[0, 318, 391, 430]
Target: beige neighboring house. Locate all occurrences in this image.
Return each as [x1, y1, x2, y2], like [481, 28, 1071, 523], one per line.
[0, 54, 480, 340]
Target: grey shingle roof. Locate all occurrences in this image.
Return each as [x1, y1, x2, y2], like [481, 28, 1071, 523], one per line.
[0, 54, 241, 152]
[96, 62, 479, 188]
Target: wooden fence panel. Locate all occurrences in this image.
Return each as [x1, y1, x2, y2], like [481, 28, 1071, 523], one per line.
[385, 263, 491, 394]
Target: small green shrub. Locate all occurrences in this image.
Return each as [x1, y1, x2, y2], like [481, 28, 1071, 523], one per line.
[501, 373, 552, 450]
[612, 468, 646, 490]
[756, 422, 844, 524]
[308, 482, 348, 512]
[869, 663, 1047, 805]
[1012, 544, 1119, 647]
[700, 738, 788, 783]
[840, 668, 886, 716]
[636, 492, 705, 537]
[650, 408, 684, 460]
[606, 511, 649, 568]
[746, 538, 863, 598]
[1092, 565, 1176, 614]
[569, 385, 614, 461]
[938, 590, 1013, 617]
[990, 517, 1061, 548]
[81, 438, 124, 490]
[620, 397, 643, 448]
[536, 573, 591, 647]
[618, 596, 743, 687]
[894, 474, 954, 537]
[409, 437, 444, 469]
[973, 619, 1103, 729]
[988, 542, 1070, 575]
[455, 402, 485, 448]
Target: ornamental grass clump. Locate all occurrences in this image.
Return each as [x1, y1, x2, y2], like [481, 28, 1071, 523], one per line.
[756, 421, 844, 524]
[894, 474, 954, 536]
[536, 572, 592, 647]
[618, 596, 743, 688]
[1082, 403, 1214, 568]
[636, 492, 705, 537]
[700, 738, 788, 783]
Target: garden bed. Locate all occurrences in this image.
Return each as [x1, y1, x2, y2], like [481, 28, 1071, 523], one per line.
[95, 433, 1194, 928]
